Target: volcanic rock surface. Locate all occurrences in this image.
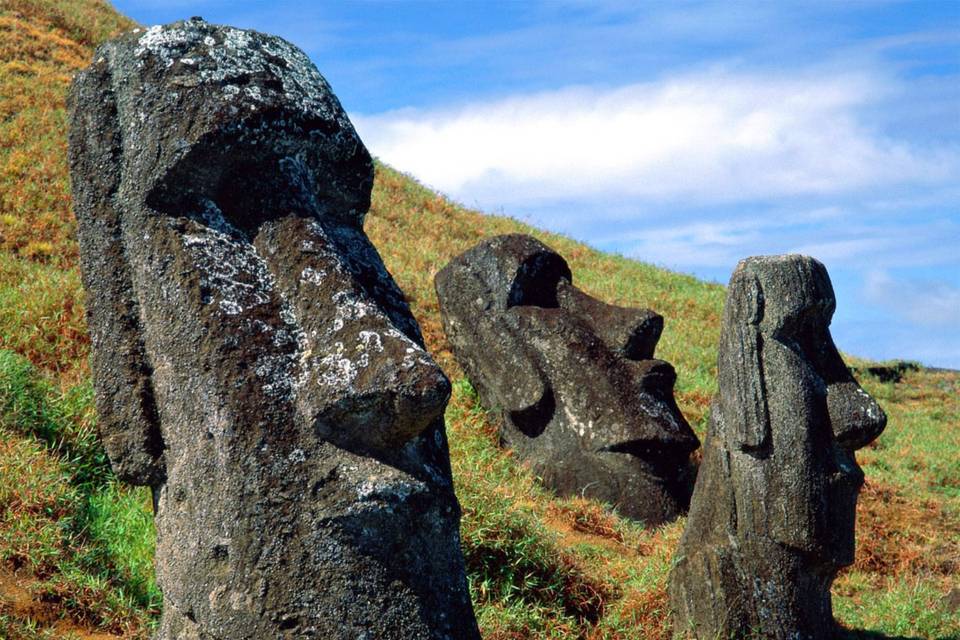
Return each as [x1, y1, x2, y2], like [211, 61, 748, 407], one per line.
[69, 18, 479, 640]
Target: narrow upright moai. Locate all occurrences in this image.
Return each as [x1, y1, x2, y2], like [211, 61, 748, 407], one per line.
[668, 255, 887, 640]
[68, 19, 479, 640]
[435, 234, 699, 524]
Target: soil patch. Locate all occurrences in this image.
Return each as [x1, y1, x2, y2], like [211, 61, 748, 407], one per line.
[0, 567, 124, 639]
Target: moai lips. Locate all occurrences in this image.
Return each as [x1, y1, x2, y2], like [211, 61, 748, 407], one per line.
[435, 234, 699, 524]
[668, 255, 887, 640]
[68, 18, 479, 640]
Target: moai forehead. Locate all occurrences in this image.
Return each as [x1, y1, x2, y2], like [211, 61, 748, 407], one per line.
[450, 234, 574, 310]
[89, 17, 372, 227]
[727, 255, 836, 335]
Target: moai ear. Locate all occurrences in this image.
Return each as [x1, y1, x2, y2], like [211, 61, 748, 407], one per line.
[719, 271, 770, 451]
[68, 55, 166, 486]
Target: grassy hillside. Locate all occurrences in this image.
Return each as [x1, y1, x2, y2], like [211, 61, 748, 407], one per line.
[0, 1, 957, 638]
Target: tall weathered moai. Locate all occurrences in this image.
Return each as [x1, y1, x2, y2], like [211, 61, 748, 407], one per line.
[668, 255, 887, 640]
[68, 19, 480, 640]
[435, 234, 699, 524]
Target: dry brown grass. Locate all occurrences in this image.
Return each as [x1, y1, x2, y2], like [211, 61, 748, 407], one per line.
[852, 479, 960, 583]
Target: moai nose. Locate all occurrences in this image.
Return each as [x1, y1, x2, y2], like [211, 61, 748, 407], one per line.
[245, 213, 452, 456]
[827, 379, 887, 451]
[556, 279, 664, 360]
[804, 327, 887, 452]
[339, 322, 452, 451]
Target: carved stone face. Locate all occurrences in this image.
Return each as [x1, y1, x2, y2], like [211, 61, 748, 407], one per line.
[668, 254, 887, 640]
[69, 19, 478, 639]
[722, 255, 886, 566]
[436, 234, 700, 524]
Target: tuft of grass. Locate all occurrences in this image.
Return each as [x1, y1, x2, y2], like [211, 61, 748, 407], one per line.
[0, 256, 90, 386]
[835, 575, 960, 640]
[81, 483, 160, 613]
[0, 351, 155, 638]
[0, 351, 108, 488]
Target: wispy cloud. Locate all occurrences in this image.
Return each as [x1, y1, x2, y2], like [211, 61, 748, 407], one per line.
[863, 270, 960, 328]
[353, 69, 956, 208]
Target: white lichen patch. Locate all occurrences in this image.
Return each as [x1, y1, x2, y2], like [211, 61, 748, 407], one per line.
[182, 231, 272, 316]
[356, 476, 421, 503]
[856, 385, 884, 421]
[300, 266, 326, 285]
[180, 204, 310, 399]
[317, 341, 358, 389]
[134, 24, 189, 60]
[357, 330, 384, 354]
[329, 290, 376, 332]
[132, 21, 345, 126]
[383, 327, 436, 371]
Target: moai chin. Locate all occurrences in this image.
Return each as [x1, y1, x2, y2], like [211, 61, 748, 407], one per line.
[68, 19, 480, 640]
[668, 255, 887, 640]
[435, 234, 700, 524]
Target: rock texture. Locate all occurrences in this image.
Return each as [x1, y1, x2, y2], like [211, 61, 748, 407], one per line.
[435, 234, 699, 524]
[68, 19, 479, 640]
[668, 255, 887, 640]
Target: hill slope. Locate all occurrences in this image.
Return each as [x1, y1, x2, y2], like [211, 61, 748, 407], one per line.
[0, 1, 957, 638]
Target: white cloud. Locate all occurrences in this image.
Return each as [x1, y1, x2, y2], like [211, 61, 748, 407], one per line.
[352, 69, 956, 207]
[863, 270, 960, 328]
[594, 218, 771, 268]
[787, 237, 892, 263]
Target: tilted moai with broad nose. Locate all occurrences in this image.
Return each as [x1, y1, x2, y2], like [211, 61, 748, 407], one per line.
[435, 234, 700, 524]
[68, 19, 480, 640]
[668, 255, 887, 640]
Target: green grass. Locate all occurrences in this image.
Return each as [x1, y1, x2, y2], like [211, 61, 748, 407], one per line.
[0, 351, 156, 638]
[835, 573, 960, 640]
[0, 1, 957, 638]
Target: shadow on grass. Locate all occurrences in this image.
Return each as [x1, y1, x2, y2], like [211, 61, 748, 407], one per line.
[839, 630, 926, 640]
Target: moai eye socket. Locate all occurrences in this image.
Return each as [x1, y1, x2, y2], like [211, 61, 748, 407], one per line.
[506, 250, 571, 309]
[146, 130, 368, 239]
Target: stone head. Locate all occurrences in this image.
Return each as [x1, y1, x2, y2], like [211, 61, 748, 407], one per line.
[69, 20, 477, 638]
[436, 234, 699, 523]
[70, 18, 450, 470]
[719, 255, 886, 566]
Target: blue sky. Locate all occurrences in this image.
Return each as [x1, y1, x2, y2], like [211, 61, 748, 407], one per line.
[112, 1, 960, 368]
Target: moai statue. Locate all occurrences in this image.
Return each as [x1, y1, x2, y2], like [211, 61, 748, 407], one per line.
[668, 255, 887, 640]
[68, 19, 480, 640]
[435, 234, 699, 524]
